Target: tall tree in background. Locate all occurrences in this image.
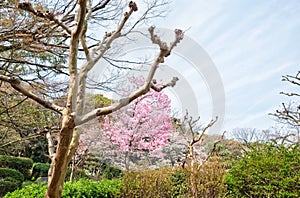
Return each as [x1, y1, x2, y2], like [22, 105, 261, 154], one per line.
[0, 0, 68, 159]
[102, 76, 173, 170]
[0, 88, 58, 162]
[229, 128, 274, 144]
[0, 0, 183, 197]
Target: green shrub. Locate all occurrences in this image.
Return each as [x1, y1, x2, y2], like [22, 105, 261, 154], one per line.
[0, 168, 24, 182]
[0, 155, 33, 179]
[32, 163, 50, 179]
[192, 158, 226, 197]
[0, 178, 22, 197]
[225, 141, 300, 197]
[171, 169, 188, 197]
[0, 167, 25, 196]
[4, 183, 47, 198]
[5, 179, 123, 198]
[123, 167, 174, 198]
[82, 155, 108, 180]
[22, 180, 35, 188]
[65, 167, 89, 182]
[123, 159, 226, 198]
[63, 179, 123, 198]
[181, 158, 226, 198]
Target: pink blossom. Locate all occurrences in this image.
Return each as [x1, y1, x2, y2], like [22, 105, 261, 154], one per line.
[102, 76, 173, 155]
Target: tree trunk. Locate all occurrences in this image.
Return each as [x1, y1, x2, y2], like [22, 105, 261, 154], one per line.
[69, 156, 76, 182]
[188, 143, 198, 198]
[45, 112, 75, 198]
[125, 151, 130, 171]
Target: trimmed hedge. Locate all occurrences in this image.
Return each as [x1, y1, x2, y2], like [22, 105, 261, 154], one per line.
[171, 169, 189, 197]
[4, 179, 123, 198]
[32, 163, 50, 179]
[0, 168, 24, 182]
[0, 155, 33, 179]
[0, 166, 25, 196]
[0, 178, 22, 197]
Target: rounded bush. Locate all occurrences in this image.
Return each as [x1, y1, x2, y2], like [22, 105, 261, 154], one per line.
[0, 155, 33, 179]
[0, 178, 22, 197]
[0, 167, 25, 196]
[32, 163, 50, 179]
[0, 168, 24, 182]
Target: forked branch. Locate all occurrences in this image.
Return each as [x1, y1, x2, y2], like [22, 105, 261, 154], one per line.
[75, 26, 184, 125]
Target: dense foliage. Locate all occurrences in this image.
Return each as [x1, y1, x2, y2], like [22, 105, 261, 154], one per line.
[187, 158, 226, 197]
[0, 168, 24, 182]
[76, 154, 123, 181]
[4, 158, 225, 197]
[4, 183, 47, 198]
[123, 167, 174, 198]
[32, 162, 50, 179]
[102, 166, 123, 180]
[0, 155, 33, 179]
[0, 168, 24, 197]
[0, 178, 21, 197]
[123, 158, 226, 198]
[0, 91, 58, 162]
[3, 139, 300, 197]
[5, 179, 123, 198]
[0, 155, 33, 196]
[225, 140, 300, 197]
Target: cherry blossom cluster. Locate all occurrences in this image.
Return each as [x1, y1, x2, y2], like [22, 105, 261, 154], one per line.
[102, 76, 173, 154]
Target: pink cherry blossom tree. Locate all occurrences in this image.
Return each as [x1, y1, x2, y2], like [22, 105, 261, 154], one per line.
[102, 76, 173, 169]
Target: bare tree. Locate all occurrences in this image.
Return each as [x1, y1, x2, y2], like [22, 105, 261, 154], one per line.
[271, 71, 300, 142]
[174, 112, 220, 198]
[0, 1, 183, 197]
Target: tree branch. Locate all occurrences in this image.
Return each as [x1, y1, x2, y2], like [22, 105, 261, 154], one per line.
[151, 77, 179, 92]
[280, 92, 300, 97]
[75, 1, 139, 116]
[46, 130, 55, 160]
[0, 75, 64, 113]
[75, 26, 184, 125]
[17, 1, 72, 34]
[0, 96, 28, 116]
[198, 130, 225, 169]
[66, 0, 88, 111]
[282, 72, 300, 87]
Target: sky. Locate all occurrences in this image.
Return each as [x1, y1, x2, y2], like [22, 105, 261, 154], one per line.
[148, 0, 300, 132]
